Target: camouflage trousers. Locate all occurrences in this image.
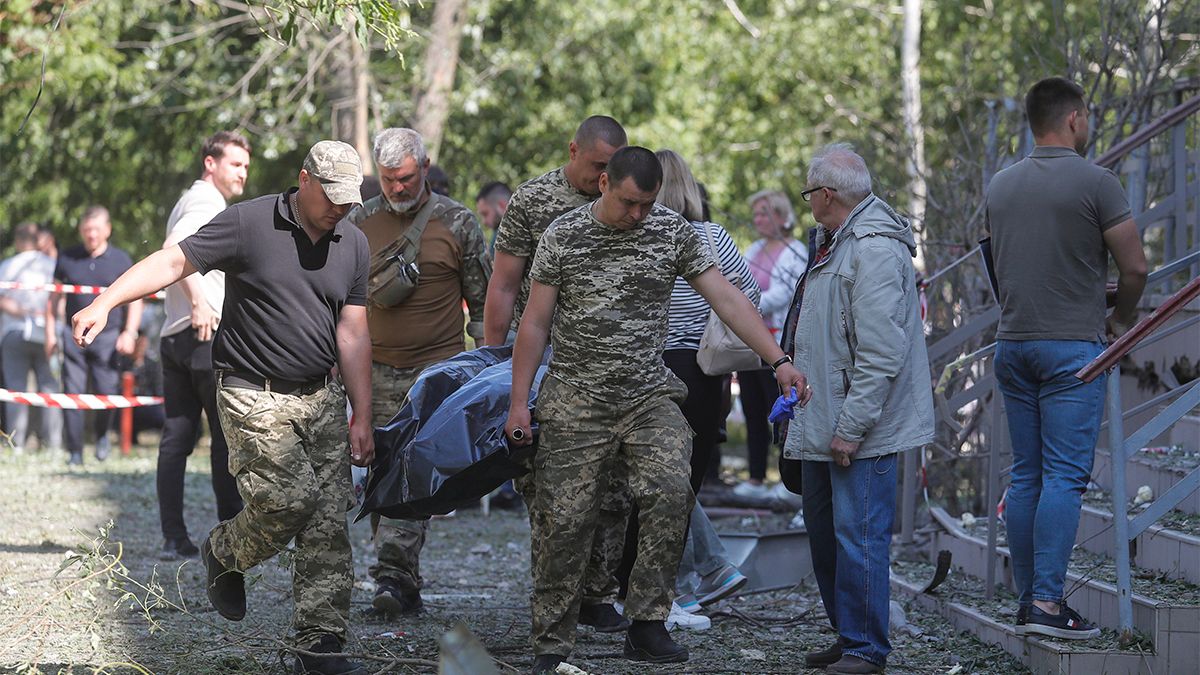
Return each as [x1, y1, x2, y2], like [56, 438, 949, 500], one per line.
[208, 378, 354, 647]
[367, 361, 429, 591]
[515, 455, 630, 607]
[530, 374, 694, 657]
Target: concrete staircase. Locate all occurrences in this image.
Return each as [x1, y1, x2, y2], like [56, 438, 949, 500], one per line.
[900, 506, 1200, 674]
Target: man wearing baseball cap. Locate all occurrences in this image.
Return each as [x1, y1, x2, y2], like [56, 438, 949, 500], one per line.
[71, 140, 374, 675]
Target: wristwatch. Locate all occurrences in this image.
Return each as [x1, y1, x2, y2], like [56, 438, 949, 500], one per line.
[770, 354, 793, 372]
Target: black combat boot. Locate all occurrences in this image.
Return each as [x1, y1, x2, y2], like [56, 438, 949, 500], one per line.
[530, 654, 565, 675]
[623, 619, 688, 663]
[201, 536, 245, 621]
[578, 602, 630, 633]
[372, 579, 423, 616]
[293, 634, 366, 675]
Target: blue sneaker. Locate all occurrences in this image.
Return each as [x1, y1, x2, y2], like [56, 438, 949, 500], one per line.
[696, 564, 748, 606]
[674, 593, 701, 613]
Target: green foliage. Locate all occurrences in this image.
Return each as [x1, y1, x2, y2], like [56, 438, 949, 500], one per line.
[1, 0, 1195, 260]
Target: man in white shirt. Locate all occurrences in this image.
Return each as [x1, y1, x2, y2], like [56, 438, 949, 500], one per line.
[0, 222, 61, 452]
[157, 131, 251, 560]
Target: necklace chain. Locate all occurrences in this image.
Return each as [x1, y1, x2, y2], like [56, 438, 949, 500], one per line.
[290, 192, 305, 229]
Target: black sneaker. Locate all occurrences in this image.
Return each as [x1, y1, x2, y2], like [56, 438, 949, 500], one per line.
[1014, 604, 1030, 634]
[371, 580, 423, 616]
[804, 636, 843, 667]
[293, 633, 366, 675]
[530, 654, 565, 675]
[578, 602, 631, 633]
[67, 451, 83, 466]
[1023, 603, 1100, 640]
[623, 620, 688, 664]
[201, 536, 245, 621]
[160, 538, 200, 561]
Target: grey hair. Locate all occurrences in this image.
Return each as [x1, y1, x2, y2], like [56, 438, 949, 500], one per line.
[373, 128, 427, 168]
[807, 142, 872, 205]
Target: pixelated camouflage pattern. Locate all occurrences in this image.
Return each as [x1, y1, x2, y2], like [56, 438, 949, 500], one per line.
[209, 380, 355, 646]
[303, 140, 363, 206]
[366, 361, 429, 590]
[530, 202, 714, 403]
[346, 192, 491, 339]
[530, 375, 693, 657]
[516, 456, 630, 606]
[492, 168, 593, 328]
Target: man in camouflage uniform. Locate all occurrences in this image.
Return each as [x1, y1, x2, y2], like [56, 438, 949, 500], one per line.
[344, 127, 491, 616]
[72, 141, 374, 675]
[505, 147, 807, 673]
[483, 116, 633, 632]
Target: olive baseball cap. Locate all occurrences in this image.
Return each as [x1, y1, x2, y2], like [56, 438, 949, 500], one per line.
[303, 140, 364, 206]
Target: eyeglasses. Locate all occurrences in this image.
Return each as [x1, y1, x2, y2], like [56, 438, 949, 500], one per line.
[801, 186, 837, 202]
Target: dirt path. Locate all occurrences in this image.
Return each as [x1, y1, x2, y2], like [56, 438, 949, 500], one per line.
[0, 446, 1026, 674]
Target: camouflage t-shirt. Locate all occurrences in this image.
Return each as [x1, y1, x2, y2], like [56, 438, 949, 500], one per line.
[493, 167, 593, 328]
[530, 202, 715, 403]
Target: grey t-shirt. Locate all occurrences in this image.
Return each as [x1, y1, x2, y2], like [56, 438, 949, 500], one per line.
[986, 145, 1131, 341]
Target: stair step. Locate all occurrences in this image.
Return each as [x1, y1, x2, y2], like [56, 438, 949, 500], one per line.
[891, 560, 1153, 675]
[1077, 503, 1200, 585]
[928, 507, 1200, 674]
[1094, 448, 1200, 515]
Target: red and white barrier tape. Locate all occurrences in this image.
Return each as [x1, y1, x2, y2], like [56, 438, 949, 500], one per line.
[0, 280, 164, 300]
[0, 389, 163, 409]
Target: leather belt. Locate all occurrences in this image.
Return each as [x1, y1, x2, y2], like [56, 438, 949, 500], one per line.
[218, 370, 330, 396]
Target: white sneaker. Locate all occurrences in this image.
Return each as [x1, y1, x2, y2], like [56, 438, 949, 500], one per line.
[788, 509, 806, 530]
[732, 481, 771, 499]
[665, 601, 711, 631]
[769, 482, 802, 508]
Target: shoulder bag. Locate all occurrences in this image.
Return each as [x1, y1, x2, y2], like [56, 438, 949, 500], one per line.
[696, 222, 762, 376]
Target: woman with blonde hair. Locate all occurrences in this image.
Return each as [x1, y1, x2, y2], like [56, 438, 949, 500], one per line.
[617, 149, 761, 628]
[734, 190, 808, 500]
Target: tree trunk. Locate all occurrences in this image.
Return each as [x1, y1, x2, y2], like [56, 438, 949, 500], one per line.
[352, 31, 372, 175]
[413, 0, 469, 162]
[901, 0, 927, 272]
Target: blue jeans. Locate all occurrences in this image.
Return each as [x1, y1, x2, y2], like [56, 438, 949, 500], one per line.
[995, 339, 1106, 606]
[803, 454, 898, 667]
[676, 502, 728, 594]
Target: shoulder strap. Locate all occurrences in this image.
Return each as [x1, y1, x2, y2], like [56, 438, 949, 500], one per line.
[397, 193, 443, 258]
[700, 221, 737, 284]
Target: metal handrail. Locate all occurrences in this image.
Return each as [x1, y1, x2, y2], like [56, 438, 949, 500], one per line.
[1094, 94, 1200, 169]
[1076, 275, 1200, 382]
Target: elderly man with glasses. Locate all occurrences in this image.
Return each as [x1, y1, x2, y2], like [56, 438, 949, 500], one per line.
[780, 143, 934, 674]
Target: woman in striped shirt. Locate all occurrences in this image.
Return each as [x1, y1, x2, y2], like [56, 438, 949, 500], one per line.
[657, 149, 761, 621]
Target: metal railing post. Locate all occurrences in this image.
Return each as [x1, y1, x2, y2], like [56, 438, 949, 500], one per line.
[900, 446, 917, 544]
[1106, 366, 1135, 637]
[985, 360, 1004, 599]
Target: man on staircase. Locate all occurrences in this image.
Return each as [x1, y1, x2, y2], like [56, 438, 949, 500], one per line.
[986, 76, 1147, 640]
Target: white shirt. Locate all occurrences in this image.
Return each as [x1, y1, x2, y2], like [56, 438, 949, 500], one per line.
[162, 180, 227, 337]
[0, 250, 55, 343]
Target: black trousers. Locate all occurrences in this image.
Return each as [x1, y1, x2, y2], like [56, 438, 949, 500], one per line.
[616, 349, 724, 595]
[157, 329, 242, 542]
[62, 329, 121, 454]
[737, 367, 779, 481]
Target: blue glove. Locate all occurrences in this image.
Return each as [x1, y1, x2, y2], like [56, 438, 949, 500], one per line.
[768, 387, 801, 423]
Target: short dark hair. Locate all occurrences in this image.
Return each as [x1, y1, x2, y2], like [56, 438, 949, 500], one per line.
[605, 146, 662, 192]
[201, 131, 251, 164]
[476, 181, 512, 204]
[12, 222, 40, 248]
[574, 115, 627, 150]
[428, 165, 451, 196]
[1025, 77, 1086, 136]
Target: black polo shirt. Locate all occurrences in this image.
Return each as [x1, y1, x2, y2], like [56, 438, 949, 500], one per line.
[179, 189, 369, 381]
[55, 244, 134, 338]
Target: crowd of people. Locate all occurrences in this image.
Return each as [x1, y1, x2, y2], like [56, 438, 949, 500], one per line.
[5, 74, 1148, 675]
